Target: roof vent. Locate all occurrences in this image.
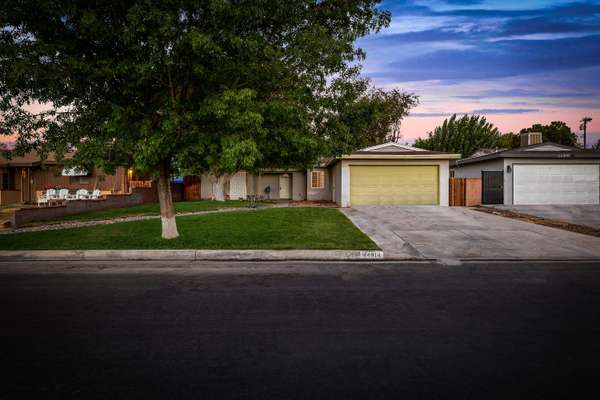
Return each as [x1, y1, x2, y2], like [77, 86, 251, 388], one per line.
[520, 132, 542, 147]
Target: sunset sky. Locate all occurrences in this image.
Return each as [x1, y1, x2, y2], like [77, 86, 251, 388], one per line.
[360, 0, 600, 145]
[2, 1, 599, 148]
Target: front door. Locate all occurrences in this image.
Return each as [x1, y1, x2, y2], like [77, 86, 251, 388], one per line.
[279, 174, 291, 199]
[482, 171, 504, 204]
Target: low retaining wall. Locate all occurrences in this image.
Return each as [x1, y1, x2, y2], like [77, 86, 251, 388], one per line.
[10, 187, 157, 228]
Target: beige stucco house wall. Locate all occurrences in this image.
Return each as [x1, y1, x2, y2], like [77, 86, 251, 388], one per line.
[195, 142, 459, 206]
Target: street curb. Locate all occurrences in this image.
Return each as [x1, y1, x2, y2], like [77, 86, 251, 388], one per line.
[1, 251, 598, 263]
[0, 249, 387, 262]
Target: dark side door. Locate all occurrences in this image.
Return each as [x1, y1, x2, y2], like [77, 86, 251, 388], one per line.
[482, 171, 504, 204]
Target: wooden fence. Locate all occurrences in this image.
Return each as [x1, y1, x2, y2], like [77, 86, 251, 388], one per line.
[129, 180, 153, 189]
[449, 178, 482, 206]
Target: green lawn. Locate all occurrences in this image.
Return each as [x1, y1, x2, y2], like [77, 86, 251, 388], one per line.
[0, 208, 378, 250]
[31, 200, 251, 224]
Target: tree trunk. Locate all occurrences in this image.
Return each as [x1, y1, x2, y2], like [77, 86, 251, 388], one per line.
[212, 174, 229, 202]
[157, 161, 179, 239]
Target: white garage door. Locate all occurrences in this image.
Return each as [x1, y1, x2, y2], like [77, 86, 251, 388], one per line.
[513, 164, 599, 205]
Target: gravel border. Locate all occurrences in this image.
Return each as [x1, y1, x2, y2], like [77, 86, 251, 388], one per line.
[473, 206, 600, 238]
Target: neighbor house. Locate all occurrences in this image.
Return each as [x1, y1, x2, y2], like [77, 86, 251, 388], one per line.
[451, 132, 600, 205]
[200, 142, 461, 207]
[0, 151, 129, 206]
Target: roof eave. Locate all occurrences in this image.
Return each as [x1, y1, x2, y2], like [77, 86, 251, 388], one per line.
[342, 154, 461, 161]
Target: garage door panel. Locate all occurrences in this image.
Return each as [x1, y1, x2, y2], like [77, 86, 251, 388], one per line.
[513, 164, 599, 205]
[350, 166, 439, 205]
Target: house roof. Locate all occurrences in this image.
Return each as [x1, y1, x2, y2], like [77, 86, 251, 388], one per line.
[0, 151, 67, 168]
[452, 142, 600, 167]
[327, 142, 461, 166]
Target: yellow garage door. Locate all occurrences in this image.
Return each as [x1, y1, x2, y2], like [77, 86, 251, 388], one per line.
[350, 165, 439, 205]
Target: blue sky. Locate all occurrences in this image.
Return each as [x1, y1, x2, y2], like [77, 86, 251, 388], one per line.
[359, 0, 600, 144]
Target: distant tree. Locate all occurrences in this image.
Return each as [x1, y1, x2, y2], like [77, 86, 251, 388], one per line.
[520, 121, 578, 146]
[592, 139, 600, 151]
[498, 132, 520, 149]
[414, 114, 501, 158]
[356, 89, 418, 145]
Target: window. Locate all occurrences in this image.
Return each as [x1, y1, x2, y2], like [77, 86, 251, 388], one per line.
[311, 171, 325, 189]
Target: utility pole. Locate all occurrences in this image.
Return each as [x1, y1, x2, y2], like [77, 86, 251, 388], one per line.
[580, 116, 592, 148]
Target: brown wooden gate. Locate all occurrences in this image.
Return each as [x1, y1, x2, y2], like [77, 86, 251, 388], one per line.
[449, 178, 482, 206]
[183, 176, 201, 201]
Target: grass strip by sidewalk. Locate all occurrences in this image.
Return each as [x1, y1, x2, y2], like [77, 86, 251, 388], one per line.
[0, 208, 378, 250]
[26, 200, 251, 225]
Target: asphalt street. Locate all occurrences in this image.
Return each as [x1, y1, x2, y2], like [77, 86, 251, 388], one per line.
[1, 260, 599, 399]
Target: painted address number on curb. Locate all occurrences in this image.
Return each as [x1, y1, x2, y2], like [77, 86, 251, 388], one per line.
[359, 251, 384, 259]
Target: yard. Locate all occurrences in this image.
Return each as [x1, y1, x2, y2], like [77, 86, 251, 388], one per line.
[0, 208, 378, 250]
[26, 199, 251, 225]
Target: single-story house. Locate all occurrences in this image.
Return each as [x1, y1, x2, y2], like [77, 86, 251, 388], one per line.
[201, 142, 460, 207]
[451, 133, 600, 205]
[0, 151, 129, 206]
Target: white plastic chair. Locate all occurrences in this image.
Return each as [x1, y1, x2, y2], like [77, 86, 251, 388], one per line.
[37, 193, 49, 206]
[90, 189, 102, 200]
[58, 189, 69, 199]
[62, 189, 77, 201]
[46, 189, 58, 199]
[75, 189, 90, 200]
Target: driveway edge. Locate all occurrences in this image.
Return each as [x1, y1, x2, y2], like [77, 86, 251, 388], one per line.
[0, 249, 388, 262]
[473, 206, 600, 238]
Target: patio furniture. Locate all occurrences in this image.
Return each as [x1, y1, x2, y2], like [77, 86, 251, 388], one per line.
[90, 189, 102, 200]
[48, 198, 66, 207]
[75, 189, 90, 200]
[58, 188, 77, 200]
[46, 189, 58, 199]
[37, 193, 49, 207]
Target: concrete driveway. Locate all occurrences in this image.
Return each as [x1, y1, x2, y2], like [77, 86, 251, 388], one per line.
[495, 205, 600, 230]
[341, 206, 600, 261]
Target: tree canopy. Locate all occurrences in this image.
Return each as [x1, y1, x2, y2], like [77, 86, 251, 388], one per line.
[414, 114, 501, 158]
[498, 132, 520, 149]
[351, 89, 418, 146]
[520, 121, 578, 147]
[0, 0, 394, 238]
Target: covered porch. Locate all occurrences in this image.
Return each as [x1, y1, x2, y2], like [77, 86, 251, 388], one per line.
[249, 170, 307, 201]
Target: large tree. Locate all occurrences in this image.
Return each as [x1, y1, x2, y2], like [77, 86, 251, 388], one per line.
[520, 121, 578, 147]
[414, 114, 501, 158]
[0, 0, 390, 238]
[351, 88, 418, 145]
